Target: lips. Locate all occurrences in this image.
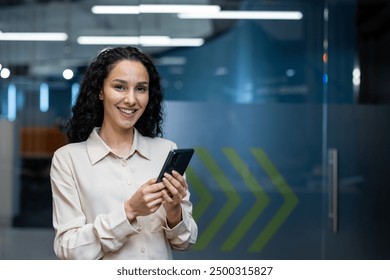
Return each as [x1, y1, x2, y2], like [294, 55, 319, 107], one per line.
[117, 107, 136, 116]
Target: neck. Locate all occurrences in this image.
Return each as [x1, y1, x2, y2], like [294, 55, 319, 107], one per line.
[98, 125, 134, 158]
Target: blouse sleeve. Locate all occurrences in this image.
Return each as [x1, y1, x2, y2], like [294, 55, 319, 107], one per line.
[50, 149, 139, 260]
[163, 186, 198, 250]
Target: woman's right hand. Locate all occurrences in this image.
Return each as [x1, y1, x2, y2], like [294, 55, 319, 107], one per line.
[124, 178, 165, 222]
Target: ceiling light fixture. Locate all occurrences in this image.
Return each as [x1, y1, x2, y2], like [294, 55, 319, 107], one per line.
[77, 36, 140, 45]
[178, 11, 303, 20]
[0, 32, 68, 41]
[142, 38, 204, 47]
[77, 36, 204, 47]
[91, 4, 221, 14]
[91, 6, 139, 14]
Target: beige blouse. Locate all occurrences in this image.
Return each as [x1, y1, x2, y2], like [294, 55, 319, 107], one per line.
[50, 128, 197, 260]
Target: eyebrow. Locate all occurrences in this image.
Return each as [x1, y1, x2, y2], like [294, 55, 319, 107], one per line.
[111, 79, 149, 85]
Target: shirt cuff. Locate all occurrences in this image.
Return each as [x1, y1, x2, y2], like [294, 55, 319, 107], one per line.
[163, 205, 191, 238]
[107, 206, 141, 241]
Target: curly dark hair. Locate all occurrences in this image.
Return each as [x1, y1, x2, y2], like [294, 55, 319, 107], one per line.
[67, 46, 164, 143]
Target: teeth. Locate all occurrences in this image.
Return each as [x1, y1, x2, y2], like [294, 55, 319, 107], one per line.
[119, 108, 135, 114]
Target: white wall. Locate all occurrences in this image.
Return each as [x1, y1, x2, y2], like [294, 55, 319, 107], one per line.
[0, 120, 16, 227]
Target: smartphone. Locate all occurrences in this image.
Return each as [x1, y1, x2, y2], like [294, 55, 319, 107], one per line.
[156, 148, 194, 183]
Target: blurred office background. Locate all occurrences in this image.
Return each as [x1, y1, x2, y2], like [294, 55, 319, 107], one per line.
[0, 0, 389, 259]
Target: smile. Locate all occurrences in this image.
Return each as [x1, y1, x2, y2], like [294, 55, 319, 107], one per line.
[118, 107, 136, 115]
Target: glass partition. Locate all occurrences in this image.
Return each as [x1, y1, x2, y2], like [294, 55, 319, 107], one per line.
[0, 0, 389, 260]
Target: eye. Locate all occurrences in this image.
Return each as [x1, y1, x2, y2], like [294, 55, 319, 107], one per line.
[114, 84, 126, 91]
[136, 85, 148, 92]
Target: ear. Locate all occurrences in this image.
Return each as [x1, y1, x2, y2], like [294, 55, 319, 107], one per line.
[99, 92, 103, 100]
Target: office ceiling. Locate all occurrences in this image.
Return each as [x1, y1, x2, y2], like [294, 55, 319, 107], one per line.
[0, 0, 242, 78]
[0, 0, 363, 79]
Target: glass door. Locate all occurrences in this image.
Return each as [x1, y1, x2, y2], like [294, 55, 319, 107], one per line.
[159, 0, 327, 259]
[323, 0, 390, 259]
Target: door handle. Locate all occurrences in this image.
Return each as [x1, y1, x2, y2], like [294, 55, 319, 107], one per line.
[328, 148, 338, 233]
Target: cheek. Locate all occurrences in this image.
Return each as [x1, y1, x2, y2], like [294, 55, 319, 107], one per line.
[103, 91, 121, 105]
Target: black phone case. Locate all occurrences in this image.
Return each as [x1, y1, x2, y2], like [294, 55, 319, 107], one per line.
[156, 148, 194, 182]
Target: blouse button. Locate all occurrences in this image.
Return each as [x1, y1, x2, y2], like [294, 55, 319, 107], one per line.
[121, 160, 127, 167]
[127, 179, 132, 185]
[140, 247, 145, 253]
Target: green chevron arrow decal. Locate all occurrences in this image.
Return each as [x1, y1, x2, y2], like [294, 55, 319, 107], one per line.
[186, 166, 213, 221]
[221, 148, 270, 251]
[193, 147, 241, 250]
[187, 147, 298, 253]
[249, 148, 299, 252]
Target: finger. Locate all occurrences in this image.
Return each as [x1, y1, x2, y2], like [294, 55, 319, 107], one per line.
[171, 171, 188, 189]
[139, 179, 165, 196]
[147, 182, 166, 193]
[162, 188, 182, 206]
[165, 172, 187, 198]
[161, 189, 173, 201]
[162, 177, 179, 197]
[162, 189, 182, 206]
[171, 171, 188, 197]
[163, 174, 187, 199]
[163, 172, 182, 188]
[147, 197, 164, 211]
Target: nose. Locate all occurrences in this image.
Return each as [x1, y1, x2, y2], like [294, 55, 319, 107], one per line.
[124, 89, 136, 105]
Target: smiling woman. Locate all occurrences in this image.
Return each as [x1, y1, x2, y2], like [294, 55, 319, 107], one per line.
[67, 47, 165, 143]
[98, 60, 150, 157]
[49, 46, 198, 260]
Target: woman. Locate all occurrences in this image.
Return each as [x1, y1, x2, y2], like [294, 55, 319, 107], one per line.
[50, 46, 197, 260]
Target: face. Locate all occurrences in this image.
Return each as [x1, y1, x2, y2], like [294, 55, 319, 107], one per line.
[99, 60, 149, 132]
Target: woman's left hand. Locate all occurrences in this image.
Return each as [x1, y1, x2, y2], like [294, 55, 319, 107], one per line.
[161, 170, 188, 227]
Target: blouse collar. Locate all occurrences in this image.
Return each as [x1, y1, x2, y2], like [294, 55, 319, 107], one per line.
[86, 127, 150, 165]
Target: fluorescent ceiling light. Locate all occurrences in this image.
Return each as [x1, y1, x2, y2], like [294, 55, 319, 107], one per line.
[142, 38, 204, 47]
[91, 6, 139, 14]
[139, 36, 171, 45]
[77, 36, 204, 47]
[77, 36, 140, 45]
[91, 4, 220, 14]
[139, 4, 220, 14]
[178, 11, 303, 20]
[77, 36, 170, 45]
[0, 32, 68, 41]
